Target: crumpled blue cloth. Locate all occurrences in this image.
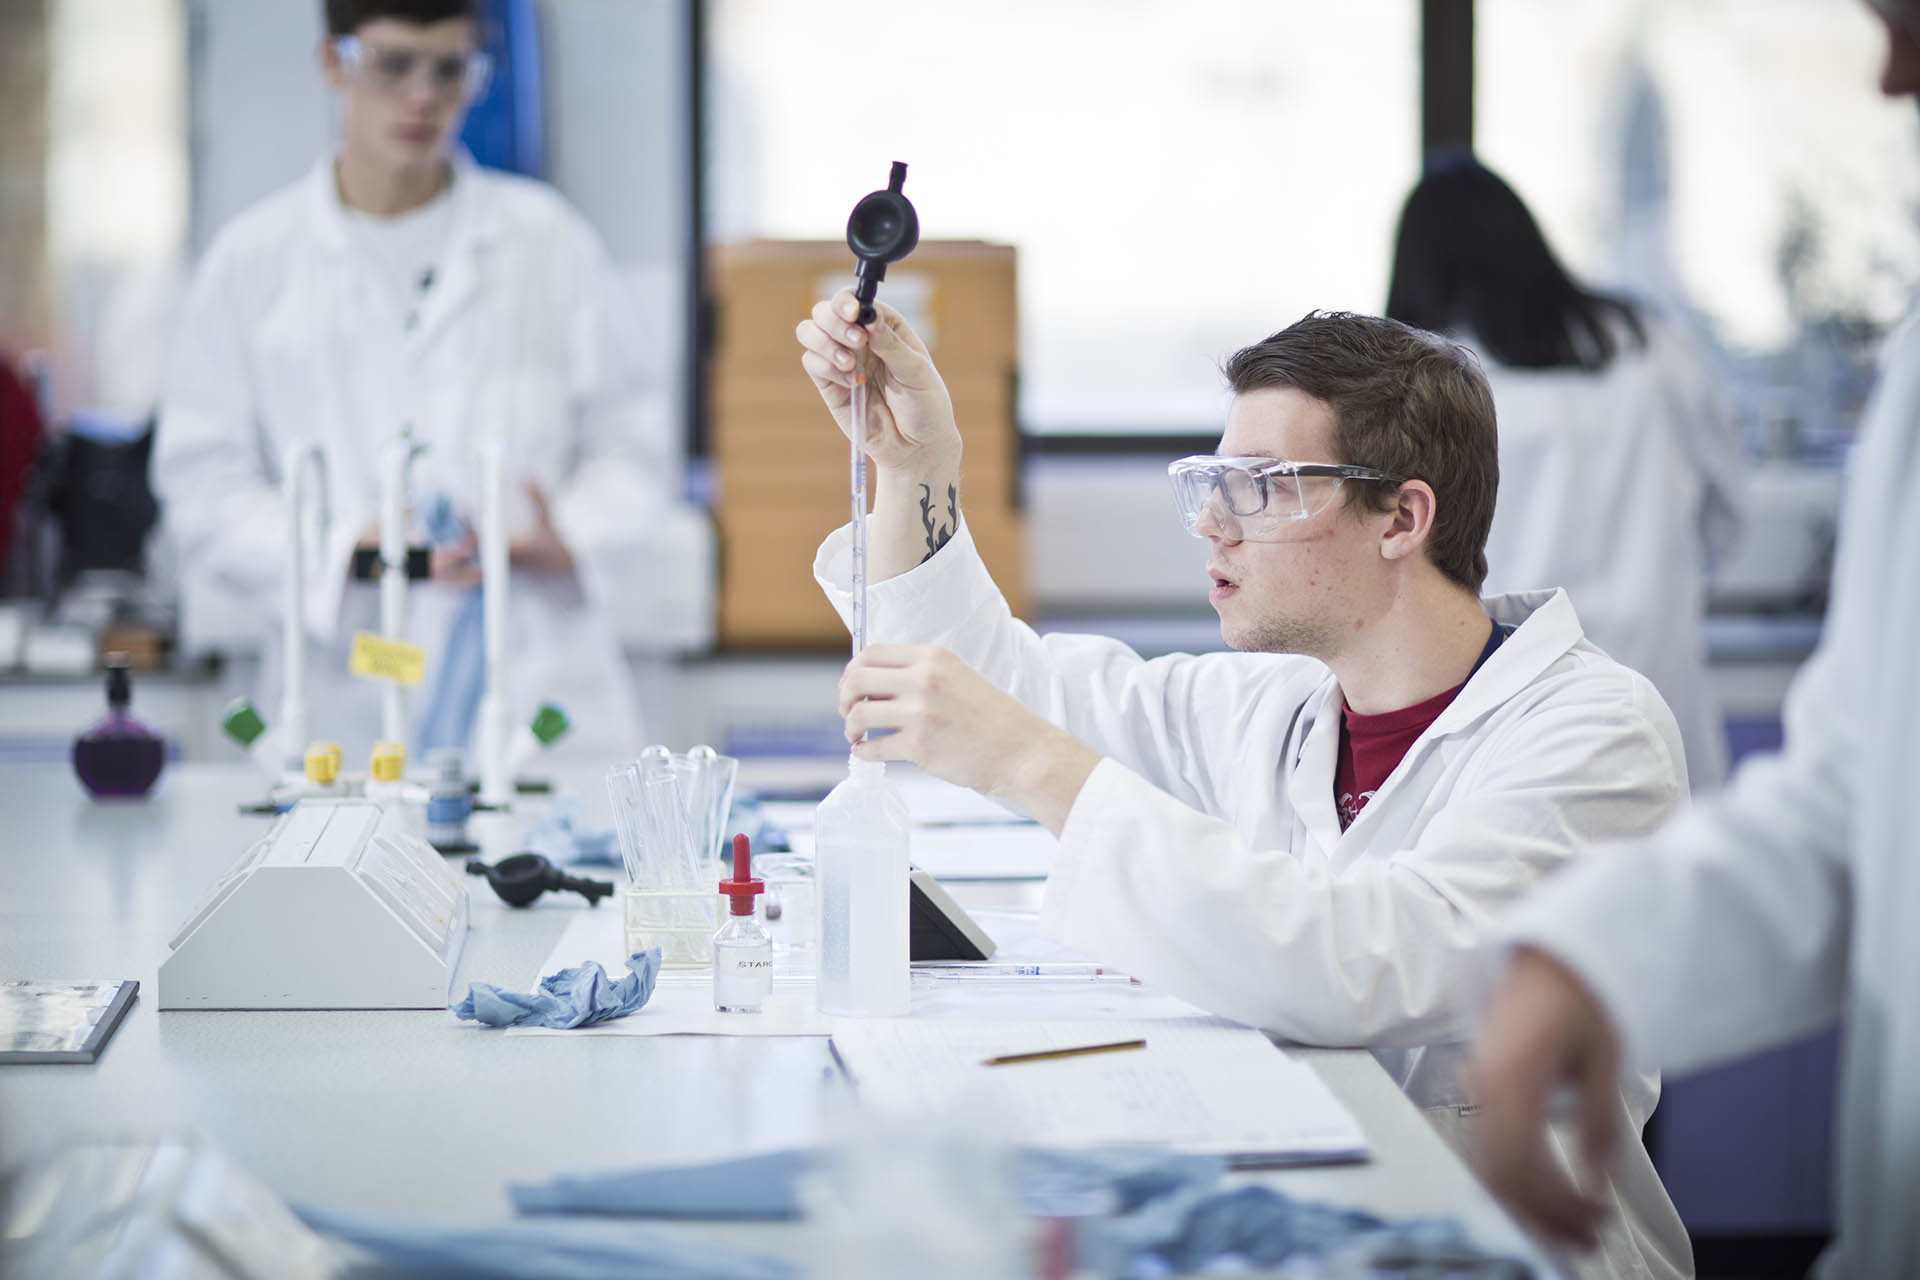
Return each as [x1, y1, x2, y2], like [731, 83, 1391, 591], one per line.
[525, 791, 619, 866]
[1075, 1181, 1493, 1278]
[508, 1145, 1528, 1278]
[451, 951, 660, 1029]
[294, 1204, 795, 1280]
[510, 1145, 1225, 1221]
[415, 491, 486, 757]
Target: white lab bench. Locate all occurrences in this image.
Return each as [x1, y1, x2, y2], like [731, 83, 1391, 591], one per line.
[0, 762, 1551, 1274]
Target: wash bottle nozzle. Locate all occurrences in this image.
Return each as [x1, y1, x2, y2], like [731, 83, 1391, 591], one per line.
[718, 833, 764, 916]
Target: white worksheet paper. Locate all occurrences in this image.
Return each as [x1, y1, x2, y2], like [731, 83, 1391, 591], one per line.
[503, 907, 1207, 1037]
[828, 1016, 1371, 1165]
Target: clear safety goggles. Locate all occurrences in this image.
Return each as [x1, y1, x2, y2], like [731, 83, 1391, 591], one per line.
[1167, 454, 1401, 541]
[334, 35, 493, 103]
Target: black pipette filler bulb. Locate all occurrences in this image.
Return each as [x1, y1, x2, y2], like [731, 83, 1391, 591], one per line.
[845, 161, 919, 325]
[466, 853, 613, 908]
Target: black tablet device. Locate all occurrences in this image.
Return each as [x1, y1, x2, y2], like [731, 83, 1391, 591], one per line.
[908, 868, 997, 961]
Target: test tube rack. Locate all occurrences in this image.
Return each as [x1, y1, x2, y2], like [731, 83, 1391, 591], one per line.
[159, 800, 468, 1010]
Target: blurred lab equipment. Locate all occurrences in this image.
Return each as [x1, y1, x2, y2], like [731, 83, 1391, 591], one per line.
[41, 414, 159, 589]
[0, 1134, 347, 1279]
[466, 852, 612, 908]
[757, 851, 817, 962]
[254, 740, 344, 812]
[714, 833, 771, 1013]
[362, 740, 425, 838]
[280, 442, 327, 775]
[476, 438, 513, 801]
[299, 743, 345, 797]
[15, 413, 175, 672]
[610, 747, 725, 968]
[377, 425, 424, 747]
[522, 785, 619, 865]
[70, 652, 166, 798]
[424, 747, 478, 852]
[814, 758, 910, 1017]
[222, 697, 286, 783]
[159, 799, 467, 1010]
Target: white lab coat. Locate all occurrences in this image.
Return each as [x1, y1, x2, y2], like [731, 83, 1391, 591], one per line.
[817, 523, 1694, 1280]
[1499, 305, 1920, 1278]
[1478, 321, 1745, 790]
[155, 154, 703, 764]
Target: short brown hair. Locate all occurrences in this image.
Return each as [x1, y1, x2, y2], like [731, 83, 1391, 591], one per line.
[324, 0, 479, 38]
[1222, 311, 1498, 592]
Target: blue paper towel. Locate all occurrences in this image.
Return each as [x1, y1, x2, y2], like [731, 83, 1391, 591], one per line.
[295, 1205, 795, 1280]
[452, 951, 661, 1029]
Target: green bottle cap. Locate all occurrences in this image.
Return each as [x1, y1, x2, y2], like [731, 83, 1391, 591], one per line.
[528, 702, 570, 746]
[221, 698, 267, 747]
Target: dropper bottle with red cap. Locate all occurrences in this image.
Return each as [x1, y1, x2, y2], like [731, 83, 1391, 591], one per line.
[713, 833, 773, 1013]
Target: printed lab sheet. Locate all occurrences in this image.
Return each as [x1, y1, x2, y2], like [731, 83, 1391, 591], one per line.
[828, 1016, 1371, 1165]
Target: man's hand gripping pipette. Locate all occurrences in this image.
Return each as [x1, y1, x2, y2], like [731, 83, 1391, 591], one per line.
[800, 291, 960, 738]
[799, 287, 1101, 833]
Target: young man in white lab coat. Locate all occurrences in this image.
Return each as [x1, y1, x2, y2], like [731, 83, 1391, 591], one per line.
[1472, 7, 1920, 1275]
[797, 301, 1691, 1280]
[154, 0, 702, 764]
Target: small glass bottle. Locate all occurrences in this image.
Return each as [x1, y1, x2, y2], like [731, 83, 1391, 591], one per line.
[714, 833, 772, 1013]
[71, 654, 166, 798]
[814, 755, 911, 1018]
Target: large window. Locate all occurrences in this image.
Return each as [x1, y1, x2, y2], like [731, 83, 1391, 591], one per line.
[46, 0, 189, 423]
[706, 0, 1420, 436]
[1478, 0, 1920, 445]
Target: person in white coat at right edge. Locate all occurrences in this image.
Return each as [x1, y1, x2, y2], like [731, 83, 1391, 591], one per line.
[1386, 153, 1745, 790]
[797, 299, 1692, 1279]
[1472, 6, 1920, 1275]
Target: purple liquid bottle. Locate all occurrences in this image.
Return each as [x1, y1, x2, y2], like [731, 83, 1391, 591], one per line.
[72, 653, 166, 798]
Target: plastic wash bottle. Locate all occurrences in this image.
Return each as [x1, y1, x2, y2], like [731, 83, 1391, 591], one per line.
[814, 756, 910, 1016]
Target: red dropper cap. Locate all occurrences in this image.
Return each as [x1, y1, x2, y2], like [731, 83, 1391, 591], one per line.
[718, 833, 764, 916]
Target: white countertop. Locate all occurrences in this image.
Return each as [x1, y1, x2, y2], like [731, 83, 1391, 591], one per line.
[0, 762, 1549, 1272]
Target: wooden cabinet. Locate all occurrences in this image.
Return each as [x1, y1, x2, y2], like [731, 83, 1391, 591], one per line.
[707, 241, 1025, 649]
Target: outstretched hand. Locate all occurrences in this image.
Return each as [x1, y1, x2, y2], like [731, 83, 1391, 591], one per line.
[1469, 946, 1623, 1252]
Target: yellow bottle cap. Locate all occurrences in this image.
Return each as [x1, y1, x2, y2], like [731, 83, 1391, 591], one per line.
[369, 741, 406, 782]
[305, 742, 341, 785]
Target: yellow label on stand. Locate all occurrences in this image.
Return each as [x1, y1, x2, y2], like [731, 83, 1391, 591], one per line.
[348, 631, 426, 686]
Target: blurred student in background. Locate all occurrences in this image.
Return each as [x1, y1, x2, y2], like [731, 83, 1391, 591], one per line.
[154, 0, 703, 764]
[1387, 153, 1744, 789]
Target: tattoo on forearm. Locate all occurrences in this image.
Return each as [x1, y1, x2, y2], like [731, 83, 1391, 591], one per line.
[918, 482, 958, 563]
